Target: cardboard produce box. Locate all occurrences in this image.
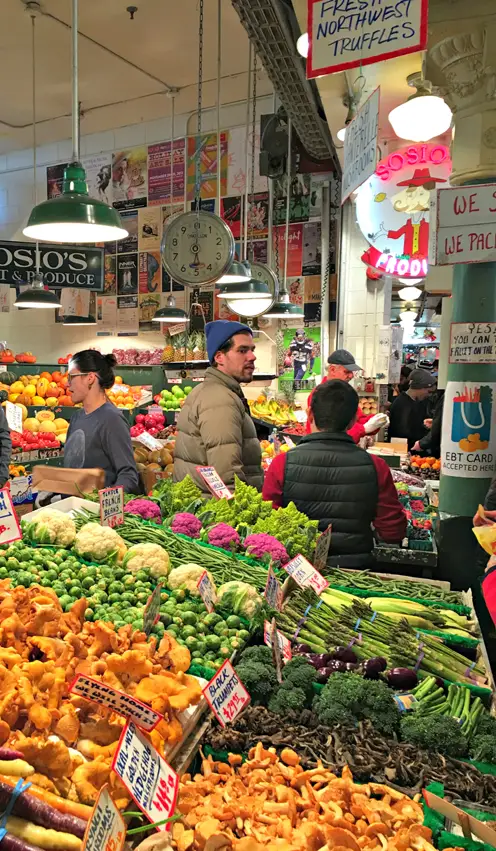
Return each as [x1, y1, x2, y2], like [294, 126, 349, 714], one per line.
[32, 466, 105, 496]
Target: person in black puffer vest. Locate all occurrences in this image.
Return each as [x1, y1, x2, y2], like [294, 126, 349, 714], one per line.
[262, 379, 407, 566]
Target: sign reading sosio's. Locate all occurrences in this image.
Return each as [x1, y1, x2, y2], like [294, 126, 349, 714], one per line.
[356, 143, 452, 280]
[0, 241, 104, 290]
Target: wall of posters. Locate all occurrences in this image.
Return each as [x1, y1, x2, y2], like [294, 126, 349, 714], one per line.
[139, 293, 161, 331]
[117, 295, 139, 336]
[46, 163, 68, 199]
[117, 211, 138, 253]
[139, 251, 161, 294]
[273, 224, 303, 277]
[97, 295, 117, 335]
[138, 207, 161, 252]
[112, 146, 148, 210]
[273, 174, 311, 225]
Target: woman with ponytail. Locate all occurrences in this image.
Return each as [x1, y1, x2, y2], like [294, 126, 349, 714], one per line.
[63, 350, 139, 492]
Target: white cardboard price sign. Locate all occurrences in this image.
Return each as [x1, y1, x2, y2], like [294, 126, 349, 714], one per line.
[449, 322, 496, 365]
[264, 565, 283, 611]
[197, 570, 217, 613]
[284, 553, 329, 595]
[112, 720, 179, 832]
[5, 402, 23, 434]
[99, 486, 124, 528]
[342, 88, 380, 203]
[313, 524, 332, 573]
[82, 785, 126, 851]
[283, 435, 296, 449]
[70, 674, 162, 732]
[196, 466, 233, 500]
[203, 660, 250, 727]
[143, 584, 163, 636]
[263, 620, 292, 660]
[0, 488, 22, 545]
[137, 432, 163, 451]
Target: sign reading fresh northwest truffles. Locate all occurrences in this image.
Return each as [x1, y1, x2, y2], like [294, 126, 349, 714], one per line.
[356, 143, 452, 280]
[0, 241, 104, 290]
[306, 0, 428, 78]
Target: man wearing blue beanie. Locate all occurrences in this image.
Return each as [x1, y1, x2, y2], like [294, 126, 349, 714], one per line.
[174, 320, 263, 493]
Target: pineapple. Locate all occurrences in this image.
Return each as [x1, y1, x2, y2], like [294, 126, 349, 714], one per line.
[185, 332, 194, 361]
[162, 332, 175, 363]
[173, 332, 186, 361]
[192, 330, 204, 360]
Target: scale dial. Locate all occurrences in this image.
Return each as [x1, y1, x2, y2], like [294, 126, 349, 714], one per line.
[161, 210, 234, 286]
[226, 261, 276, 318]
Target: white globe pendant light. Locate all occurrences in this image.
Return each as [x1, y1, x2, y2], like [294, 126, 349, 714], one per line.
[389, 73, 452, 143]
[296, 32, 309, 58]
[398, 286, 422, 300]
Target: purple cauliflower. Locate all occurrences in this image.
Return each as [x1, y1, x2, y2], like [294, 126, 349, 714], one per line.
[208, 523, 240, 550]
[171, 512, 202, 538]
[244, 533, 289, 565]
[124, 499, 161, 523]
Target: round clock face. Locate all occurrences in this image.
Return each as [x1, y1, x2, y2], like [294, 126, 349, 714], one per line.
[226, 261, 276, 318]
[161, 210, 234, 286]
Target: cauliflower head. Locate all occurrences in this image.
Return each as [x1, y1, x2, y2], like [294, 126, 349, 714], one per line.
[74, 523, 127, 564]
[22, 509, 76, 548]
[123, 543, 170, 578]
[167, 563, 214, 597]
[217, 580, 262, 619]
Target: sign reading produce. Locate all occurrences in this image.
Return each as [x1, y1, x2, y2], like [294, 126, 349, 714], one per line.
[0, 241, 104, 290]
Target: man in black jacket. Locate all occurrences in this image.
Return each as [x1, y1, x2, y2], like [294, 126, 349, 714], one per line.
[389, 368, 436, 450]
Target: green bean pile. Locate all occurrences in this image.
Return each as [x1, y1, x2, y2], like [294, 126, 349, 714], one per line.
[326, 567, 463, 605]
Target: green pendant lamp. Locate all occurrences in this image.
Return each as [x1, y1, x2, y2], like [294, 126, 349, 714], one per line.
[23, 0, 127, 244]
[152, 296, 189, 323]
[14, 273, 62, 309]
[62, 313, 96, 326]
[216, 278, 270, 299]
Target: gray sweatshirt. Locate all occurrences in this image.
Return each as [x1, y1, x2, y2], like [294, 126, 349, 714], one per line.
[64, 401, 139, 493]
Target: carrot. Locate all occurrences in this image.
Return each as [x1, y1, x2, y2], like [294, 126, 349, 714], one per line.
[0, 776, 92, 822]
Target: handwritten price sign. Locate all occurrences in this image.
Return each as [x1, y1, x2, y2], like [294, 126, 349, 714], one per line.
[196, 466, 233, 500]
[112, 720, 179, 831]
[284, 553, 329, 595]
[203, 660, 250, 727]
[263, 620, 292, 661]
[99, 486, 124, 528]
[197, 570, 217, 613]
[70, 674, 162, 732]
[264, 565, 283, 611]
[82, 785, 125, 851]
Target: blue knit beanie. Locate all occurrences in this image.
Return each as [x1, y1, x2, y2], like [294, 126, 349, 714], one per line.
[205, 320, 253, 363]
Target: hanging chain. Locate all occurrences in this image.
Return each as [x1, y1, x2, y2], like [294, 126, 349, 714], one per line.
[169, 93, 175, 207]
[194, 0, 204, 211]
[318, 174, 340, 320]
[248, 54, 257, 262]
[274, 218, 280, 281]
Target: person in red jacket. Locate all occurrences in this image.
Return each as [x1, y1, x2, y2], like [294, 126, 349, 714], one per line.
[263, 379, 406, 566]
[305, 349, 388, 442]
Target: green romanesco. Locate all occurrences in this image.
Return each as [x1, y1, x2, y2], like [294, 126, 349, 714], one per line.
[171, 476, 205, 514]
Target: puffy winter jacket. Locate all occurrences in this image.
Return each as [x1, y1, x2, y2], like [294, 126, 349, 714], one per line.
[173, 367, 263, 494]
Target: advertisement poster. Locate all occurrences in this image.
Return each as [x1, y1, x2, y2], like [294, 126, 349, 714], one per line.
[117, 210, 138, 254]
[104, 255, 117, 294]
[117, 295, 139, 336]
[59, 288, 91, 320]
[187, 132, 228, 201]
[302, 221, 322, 275]
[82, 153, 112, 205]
[138, 251, 161, 294]
[215, 296, 239, 322]
[304, 275, 323, 323]
[278, 327, 321, 389]
[221, 196, 242, 239]
[441, 382, 496, 478]
[138, 207, 161, 252]
[247, 192, 269, 238]
[273, 224, 303, 276]
[0, 284, 9, 313]
[190, 286, 214, 326]
[253, 240, 268, 264]
[162, 204, 183, 232]
[117, 254, 138, 295]
[148, 139, 185, 205]
[287, 276, 304, 306]
[273, 174, 310, 225]
[309, 173, 331, 219]
[139, 293, 161, 331]
[97, 295, 117, 335]
[46, 163, 68, 199]
[112, 146, 148, 210]
[227, 126, 266, 196]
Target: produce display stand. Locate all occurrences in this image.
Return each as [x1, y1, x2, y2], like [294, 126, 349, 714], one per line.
[373, 537, 438, 577]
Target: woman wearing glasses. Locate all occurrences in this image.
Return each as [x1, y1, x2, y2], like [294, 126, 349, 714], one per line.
[63, 350, 139, 493]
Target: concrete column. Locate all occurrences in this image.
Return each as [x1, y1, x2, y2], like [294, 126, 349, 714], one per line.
[430, 28, 496, 515]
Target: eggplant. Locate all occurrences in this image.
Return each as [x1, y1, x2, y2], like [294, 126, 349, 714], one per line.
[308, 653, 333, 668]
[344, 662, 358, 671]
[315, 667, 331, 684]
[294, 643, 313, 654]
[361, 657, 388, 679]
[330, 646, 358, 664]
[386, 667, 418, 689]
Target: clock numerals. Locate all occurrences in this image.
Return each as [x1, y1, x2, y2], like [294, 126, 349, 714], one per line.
[162, 211, 234, 286]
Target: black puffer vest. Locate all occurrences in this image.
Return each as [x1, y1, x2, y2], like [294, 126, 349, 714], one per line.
[282, 432, 378, 561]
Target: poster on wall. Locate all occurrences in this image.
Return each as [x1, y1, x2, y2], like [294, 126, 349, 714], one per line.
[273, 174, 310, 225]
[273, 225, 303, 276]
[117, 254, 138, 295]
[186, 132, 228, 201]
[112, 147, 148, 210]
[356, 142, 452, 280]
[287, 276, 304, 307]
[302, 221, 322, 275]
[309, 174, 331, 219]
[104, 256, 117, 295]
[97, 295, 117, 335]
[46, 163, 68, 199]
[59, 288, 91, 321]
[441, 382, 496, 479]
[247, 192, 269, 238]
[278, 327, 321, 390]
[139, 293, 161, 331]
[306, 0, 428, 77]
[221, 197, 242, 239]
[117, 295, 139, 336]
[82, 153, 113, 205]
[227, 126, 266, 196]
[190, 285, 214, 327]
[148, 139, 186, 206]
[117, 211, 138, 253]
[162, 204, 183, 231]
[139, 252, 161, 294]
[253, 240, 268, 264]
[304, 275, 322, 323]
[138, 207, 161, 252]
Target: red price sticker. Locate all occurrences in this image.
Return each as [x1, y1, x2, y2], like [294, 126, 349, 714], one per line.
[283, 553, 329, 595]
[82, 785, 125, 851]
[112, 720, 179, 832]
[264, 565, 283, 611]
[196, 466, 233, 500]
[99, 486, 124, 528]
[197, 570, 217, 613]
[203, 660, 250, 727]
[263, 620, 292, 660]
[70, 674, 162, 732]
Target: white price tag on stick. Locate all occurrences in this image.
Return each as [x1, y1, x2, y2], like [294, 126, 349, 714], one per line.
[203, 660, 250, 727]
[0, 488, 22, 545]
[112, 720, 179, 832]
[5, 402, 23, 434]
[197, 570, 217, 613]
[82, 785, 126, 851]
[196, 466, 233, 499]
[284, 554, 329, 595]
[70, 674, 162, 732]
[264, 620, 292, 660]
[264, 565, 283, 611]
[99, 486, 124, 528]
[137, 432, 163, 451]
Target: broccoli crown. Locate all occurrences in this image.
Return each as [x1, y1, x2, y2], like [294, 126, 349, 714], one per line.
[239, 645, 274, 665]
[312, 672, 400, 735]
[469, 734, 496, 764]
[400, 715, 468, 758]
[235, 660, 278, 706]
[282, 658, 317, 696]
[268, 682, 307, 715]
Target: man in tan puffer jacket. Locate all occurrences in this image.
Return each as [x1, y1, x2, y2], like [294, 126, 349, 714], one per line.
[174, 321, 263, 494]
